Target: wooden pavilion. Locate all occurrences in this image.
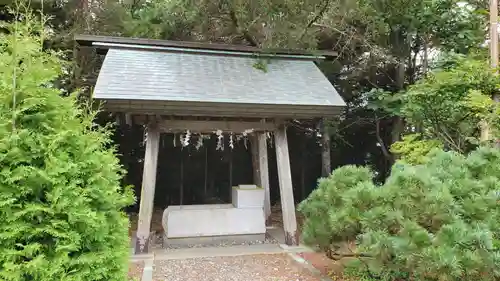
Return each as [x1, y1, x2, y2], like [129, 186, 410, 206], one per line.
[75, 35, 346, 254]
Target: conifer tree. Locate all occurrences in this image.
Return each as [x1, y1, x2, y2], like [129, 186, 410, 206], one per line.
[0, 9, 134, 281]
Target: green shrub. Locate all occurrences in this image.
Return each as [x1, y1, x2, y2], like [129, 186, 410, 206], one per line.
[390, 134, 443, 165]
[299, 165, 373, 250]
[0, 11, 134, 281]
[342, 259, 409, 281]
[299, 147, 500, 281]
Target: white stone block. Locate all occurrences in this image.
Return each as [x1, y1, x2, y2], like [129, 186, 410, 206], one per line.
[162, 204, 266, 238]
[239, 184, 258, 189]
[232, 185, 264, 208]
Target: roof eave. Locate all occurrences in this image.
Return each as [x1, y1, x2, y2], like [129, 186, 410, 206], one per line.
[74, 34, 338, 60]
[97, 99, 345, 119]
[91, 42, 326, 60]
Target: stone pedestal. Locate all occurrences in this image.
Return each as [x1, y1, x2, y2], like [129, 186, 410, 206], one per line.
[231, 185, 265, 209]
[161, 184, 267, 247]
[162, 204, 266, 239]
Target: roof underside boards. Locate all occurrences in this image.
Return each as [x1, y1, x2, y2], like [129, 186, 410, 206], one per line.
[93, 48, 346, 118]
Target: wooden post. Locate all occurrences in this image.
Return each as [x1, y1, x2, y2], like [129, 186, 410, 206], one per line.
[125, 113, 132, 126]
[257, 133, 271, 225]
[250, 135, 261, 186]
[274, 126, 298, 245]
[135, 123, 160, 254]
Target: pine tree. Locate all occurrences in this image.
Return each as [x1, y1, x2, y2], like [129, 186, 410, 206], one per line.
[299, 147, 500, 281]
[0, 10, 134, 281]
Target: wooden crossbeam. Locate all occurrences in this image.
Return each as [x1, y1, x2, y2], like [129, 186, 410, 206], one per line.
[157, 120, 277, 133]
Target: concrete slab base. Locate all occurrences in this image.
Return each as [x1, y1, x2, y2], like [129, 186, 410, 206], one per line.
[266, 226, 286, 244]
[153, 243, 284, 260]
[131, 253, 154, 262]
[163, 233, 265, 246]
[279, 244, 315, 253]
[286, 252, 333, 281]
[141, 259, 154, 281]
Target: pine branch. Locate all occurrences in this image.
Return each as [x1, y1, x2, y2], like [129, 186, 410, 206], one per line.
[227, 3, 259, 47]
[326, 250, 373, 261]
[299, 0, 331, 41]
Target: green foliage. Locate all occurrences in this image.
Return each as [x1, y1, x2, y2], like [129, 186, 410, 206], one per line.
[252, 58, 269, 73]
[323, 0, 486, 61]
[342, 260, 372, 279]
[464, 89, 500, 139]
[395, 55, 500, 153]
[298, 165, 373, 249]
[342, 259, 409, 281]
[299, 147, 500, 281]
[120, 0, 205, 40]
[0, 11, 134, 281]
[366, 88, 403, 116]
[117, 0, 330, 72]
[120, 0, 326, 49]
[390, 134, 443, 164]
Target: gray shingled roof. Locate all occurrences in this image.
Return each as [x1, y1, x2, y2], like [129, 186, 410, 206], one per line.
[93, 48, 345, 118]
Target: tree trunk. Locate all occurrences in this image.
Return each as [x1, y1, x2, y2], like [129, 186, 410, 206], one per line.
[391, 62, 406, 144]
[483, 0, 499, 143]
[422, 36, 429, 76]
[321, 119, 332, 177]
[391, 117, 404, 144]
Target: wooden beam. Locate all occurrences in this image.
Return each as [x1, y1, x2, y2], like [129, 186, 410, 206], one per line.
[157, 120, 276, 133]
[132, 115, 273, 124]
[274, 126, 298, 246]
[135, 123, 160, 254]
[109, 101, 344, 119]
[258, 132, 271, 225]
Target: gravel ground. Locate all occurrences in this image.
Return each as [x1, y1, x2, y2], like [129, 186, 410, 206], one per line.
[153, 253, 325, 281]
[297, 252, 341, 276]
[128, 261, 144, 281]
